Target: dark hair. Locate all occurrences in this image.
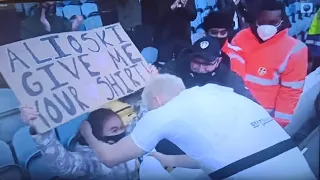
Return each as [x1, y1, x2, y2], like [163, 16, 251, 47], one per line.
[256, 0, 291, 29]
[203, 11, 234, 32]
[77, 108, 121, 146]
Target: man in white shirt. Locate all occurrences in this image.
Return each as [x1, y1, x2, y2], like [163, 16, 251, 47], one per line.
[80, 74, 316, 180]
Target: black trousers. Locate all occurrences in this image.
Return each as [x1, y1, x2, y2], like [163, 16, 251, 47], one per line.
[155, 139, 185, 155]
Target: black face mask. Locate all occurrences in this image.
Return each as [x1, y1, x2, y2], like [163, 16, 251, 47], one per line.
[101, 131, 126, 144]
[218, 37, 227, 48]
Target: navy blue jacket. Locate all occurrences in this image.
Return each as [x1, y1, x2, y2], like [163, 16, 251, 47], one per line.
[160, 53, 258, 103]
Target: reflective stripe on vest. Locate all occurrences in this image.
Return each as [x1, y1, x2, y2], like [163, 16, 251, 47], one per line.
[265, 108, 293, 121]
[228, 53, 245, 64]
[281, 80, 304, 89]
[274, 111, 293, 121]
[245, 41, 306, 87]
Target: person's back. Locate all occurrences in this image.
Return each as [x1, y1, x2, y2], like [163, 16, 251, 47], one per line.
[144, 84, 315, 179]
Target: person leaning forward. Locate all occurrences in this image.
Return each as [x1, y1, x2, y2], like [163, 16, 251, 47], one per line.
[80, 74, 316, 180]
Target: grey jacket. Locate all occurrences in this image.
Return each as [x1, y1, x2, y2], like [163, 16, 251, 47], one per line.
[32, 130, 139, 180]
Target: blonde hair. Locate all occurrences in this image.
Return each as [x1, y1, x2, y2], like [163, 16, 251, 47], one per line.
[141, 74, 186, 108]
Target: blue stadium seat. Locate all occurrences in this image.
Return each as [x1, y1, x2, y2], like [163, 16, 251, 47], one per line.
[141, 47, 158, 64]
[81, 3, 98, 18]
[12, 127, 38, 167]
[0, 89, 19, 113]
[83, 12, 103, 30]
[62, 1, 71, 5]
[56, 113, 88, 146]
[56, 7, 64, 17]
[26, 151, 57, 180]
[0, 89, 24, 143]
[0, 164, 26, 180]
[201, 9, 211, 21]
[191, 31, 205, 44]
[0, 141, 14, 166]
[206, 0, 216, 8]
[191, 11, 202, 30]
[195, 0, 207, 10]
[63, 4, 82, 20]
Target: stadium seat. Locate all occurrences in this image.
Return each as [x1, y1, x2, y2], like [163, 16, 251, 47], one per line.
[0, 141, 14, 167]
[207, 0, 216, 8]
[81, 3, 98, 18]
[191, 11, 202, 30]
[63, 3, 82, 20]
[0, 164, 26, 180]
[141, 47, 158, 64]
[0, 89, 19, 113]
[201, 9, 211, 21]
[191, 31, 205, 44]
[0, 89, 24, 143]
[80, 0, 87, 3]
[12, 127, 38, 167]
[26, 151, 57, 180]
[62, 1, 71, 5]
[56, 113, 88, 146]
[56, 7, 64, 17]
[23, 3, 37, 16]
[83, 12, 103, 30]
[195, 0, 207, 10]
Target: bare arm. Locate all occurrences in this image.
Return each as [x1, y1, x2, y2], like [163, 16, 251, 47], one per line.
[151, 152, 200, 169]
[84, 128, 145, 168]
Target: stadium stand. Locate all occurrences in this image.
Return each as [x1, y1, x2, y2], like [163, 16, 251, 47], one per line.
[12, 126, 39, 167]
[0, 89, 23, 143]
[62, 1, 82, 20]
[84, 12, 103, 30]
[81, 2, 98, 18]
[0, 1, 316, 179]
[0, 141, 14, 167]
[56, 113, 88, 146]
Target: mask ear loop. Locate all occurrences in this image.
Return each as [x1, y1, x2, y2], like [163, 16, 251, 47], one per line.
[275, 20, 283, 28]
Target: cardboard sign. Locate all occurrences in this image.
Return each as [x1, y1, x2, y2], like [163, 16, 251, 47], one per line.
[0, 23, 150, 133]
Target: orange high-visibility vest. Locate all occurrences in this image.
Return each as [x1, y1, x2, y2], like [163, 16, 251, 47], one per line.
[232, 28, 308, 127]
[222, 41, 246, 77]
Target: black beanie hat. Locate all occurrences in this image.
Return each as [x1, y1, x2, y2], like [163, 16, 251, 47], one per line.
[203, 11, 234, 32]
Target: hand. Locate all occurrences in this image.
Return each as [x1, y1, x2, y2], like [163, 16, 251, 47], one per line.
[80, 121, 93, 139]
[20, 106, 39, 129]
[71, 15, 84, 31]
[40, 8, 51, 32]
[171, 0, 182, 10]
[150, 152, 174, 167]
[148, 64, 159, 76]
[233, 0, 241, 5]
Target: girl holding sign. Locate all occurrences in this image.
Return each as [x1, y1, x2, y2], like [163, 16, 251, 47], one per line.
[21, 106, 139, 180]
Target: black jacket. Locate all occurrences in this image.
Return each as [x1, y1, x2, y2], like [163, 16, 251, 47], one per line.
[141, 0, 196, 44]
[160, 53, 258, 103]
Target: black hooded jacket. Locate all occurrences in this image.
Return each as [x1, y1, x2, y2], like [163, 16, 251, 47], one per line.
[160, 52, 258, 103]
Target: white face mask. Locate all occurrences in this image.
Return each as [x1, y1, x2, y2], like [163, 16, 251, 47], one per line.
[256, 20, 283, 41]
[256, 25, 278, 41]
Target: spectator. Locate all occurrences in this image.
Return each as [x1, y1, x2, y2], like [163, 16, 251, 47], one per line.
[231, 0, 308, 127]
[20, 1, 83, 40]
[141, 0, 196, 65]
[21, 107, 139, 180]
[203, 11, 246, 77]
[161, 36, 256, 101]
[80, 74, 316, 180]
